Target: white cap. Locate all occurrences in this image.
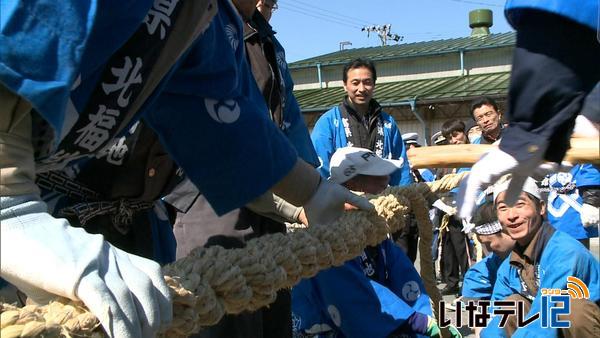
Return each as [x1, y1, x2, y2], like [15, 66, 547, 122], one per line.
[402, 132, 420, 145]
[329, 147, 404, 184]
[431, 131, 447, 145]
[493, 176, 541, 203]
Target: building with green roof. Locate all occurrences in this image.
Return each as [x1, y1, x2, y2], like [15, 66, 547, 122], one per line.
[290, 10, 515, 145]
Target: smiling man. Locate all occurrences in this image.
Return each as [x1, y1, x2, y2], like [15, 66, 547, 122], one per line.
[311, 58, 412, 188]
[482, 177, 600, 337]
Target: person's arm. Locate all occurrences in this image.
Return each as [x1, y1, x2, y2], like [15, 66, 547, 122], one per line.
[459, 8, 600, 218]
[310, 111, 336, 179]
[275, 38, 320, 168]
[143, 7, 371, 225]
[388, 118, 413, 187]
[461, 256, 494, 301]
[245, 192, 303, 224]
[0, 84, 172, 337]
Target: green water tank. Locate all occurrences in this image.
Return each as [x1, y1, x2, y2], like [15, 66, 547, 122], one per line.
[469, 9, 493, 36]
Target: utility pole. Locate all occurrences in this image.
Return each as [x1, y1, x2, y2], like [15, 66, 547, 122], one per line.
[361, 24, 403, 46]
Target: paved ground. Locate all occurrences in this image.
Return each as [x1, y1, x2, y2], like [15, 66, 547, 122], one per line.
[414, 248, 476, 337]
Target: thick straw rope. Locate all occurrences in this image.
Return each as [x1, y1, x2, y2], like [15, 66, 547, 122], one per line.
[0, 173, 468, 338]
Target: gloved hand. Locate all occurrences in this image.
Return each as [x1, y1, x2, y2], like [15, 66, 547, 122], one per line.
[303, 179, 373, 225]
[580, 203, 599, 227]
[406, 313, 462, 338]
[457, 147, 544, 219]
[425, 315, 442, 337]
[432, 199, 457, 216]
[0, 195, 172, 337]
[461, 218, 475, 234]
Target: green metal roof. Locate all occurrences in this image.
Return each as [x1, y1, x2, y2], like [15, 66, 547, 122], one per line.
[289, 32, 515, 69]
[294, 72, 510, 112]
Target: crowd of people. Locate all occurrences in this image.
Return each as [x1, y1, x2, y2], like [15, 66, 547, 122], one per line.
[1, 0, 598, 337]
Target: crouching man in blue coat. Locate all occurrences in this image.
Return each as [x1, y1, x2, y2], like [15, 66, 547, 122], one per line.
[292, 147, 461, 338]
[462, 202, 515, 302]
[482, 177, 600, 337]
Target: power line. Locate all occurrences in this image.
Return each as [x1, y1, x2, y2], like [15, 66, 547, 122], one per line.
[446, 0, 503, 8]
[287, 0, 377, 27]
[278, 3, 365, 29]
[278, 4, 364, 30]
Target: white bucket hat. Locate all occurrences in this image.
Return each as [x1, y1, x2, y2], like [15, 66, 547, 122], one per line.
[329, 147, 404, 184]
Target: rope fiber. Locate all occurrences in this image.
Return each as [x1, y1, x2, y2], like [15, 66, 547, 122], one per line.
[0, 173, 468, 338]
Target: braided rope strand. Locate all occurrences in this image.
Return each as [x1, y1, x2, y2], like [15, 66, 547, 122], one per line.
[0, 174, 466, 337]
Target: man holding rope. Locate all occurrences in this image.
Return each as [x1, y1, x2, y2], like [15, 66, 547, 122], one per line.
[0, 1, 371, 336]
[459, 0, 600, 218]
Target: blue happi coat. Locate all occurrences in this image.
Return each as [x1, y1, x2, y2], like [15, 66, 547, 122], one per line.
[272, 37, 318, 167]
[1, 0, 301, 215]
[545, 164, 599, 240]
[292, 239, 432, 338]
[482, 227, 600, 337]
[311, 106, 412, 186]
[462, 253, 505, 300]
[505, 0, 598, 31]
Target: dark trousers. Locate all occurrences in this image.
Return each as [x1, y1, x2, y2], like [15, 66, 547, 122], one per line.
[500, 11, 600, 163]
[195, 289, 291, 338]
[175, 195, 292, 338]
[393, 215, 419, 263]
[442, 218, 469, 289]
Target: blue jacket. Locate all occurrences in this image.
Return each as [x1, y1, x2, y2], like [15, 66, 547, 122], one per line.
[1, 0, 300, 215]
[311, 106, 412, 186]
[505, 0, 598, 31]
[273, 37, 319, 167]
[462, 253, 505, 300]
[482, 227, 600, 337]
[418, 168, 435, 183]
[292, 239, 432, 338]
[546, 164, 599, 240]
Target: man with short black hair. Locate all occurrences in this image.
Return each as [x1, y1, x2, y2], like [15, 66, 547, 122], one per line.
[311, 58, 412, 188]
[469, 97, 502, 144]
[483, 177, 600, 337]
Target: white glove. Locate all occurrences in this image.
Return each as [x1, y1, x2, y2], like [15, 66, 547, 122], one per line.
[461, 218, 475, 234]
[580, 203, 599, 227]
[458, 147, 543, 219]
[303, 179, 374, 225]
[572, 114, 600, 138]
[432, 199, 456, 216]
[0, 195, 172, 337]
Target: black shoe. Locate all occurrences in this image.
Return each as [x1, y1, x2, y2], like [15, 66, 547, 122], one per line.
[440, 285, 459, 295]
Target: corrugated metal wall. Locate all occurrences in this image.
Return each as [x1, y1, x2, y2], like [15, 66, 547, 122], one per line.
[291, 46, 514, 90]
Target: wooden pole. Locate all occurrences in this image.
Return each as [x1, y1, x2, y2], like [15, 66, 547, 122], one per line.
[407, 137, 599, 169]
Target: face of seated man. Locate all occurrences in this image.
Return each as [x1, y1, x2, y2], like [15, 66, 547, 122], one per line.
[343, 174, 390, 195]
[477, 231, 515, 258]
[495, 191, 546, 246]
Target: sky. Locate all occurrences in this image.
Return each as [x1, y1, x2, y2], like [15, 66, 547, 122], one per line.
[270, 0, 514, 63]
